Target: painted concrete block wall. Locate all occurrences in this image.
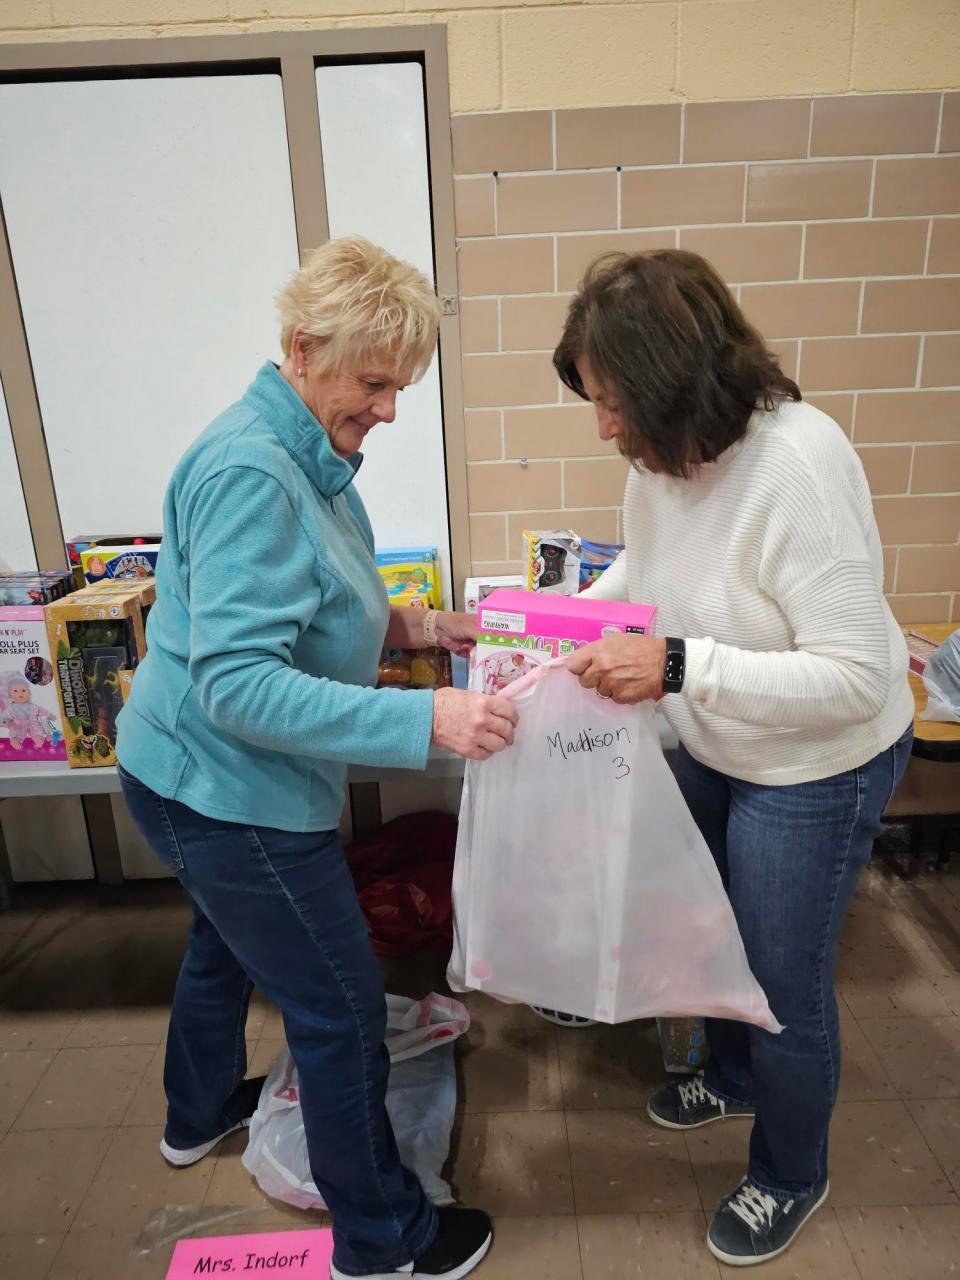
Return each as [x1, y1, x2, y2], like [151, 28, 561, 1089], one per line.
[0, 2, 957, 114]
[454, 94, 960, 624]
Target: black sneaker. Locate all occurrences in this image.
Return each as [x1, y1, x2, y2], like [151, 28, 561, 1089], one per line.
[708, 1178, 829, 1266]
[331, 1206, 492, 1280]
[647, 1073, 754, 1130]
[159, 1074, 266, 1168]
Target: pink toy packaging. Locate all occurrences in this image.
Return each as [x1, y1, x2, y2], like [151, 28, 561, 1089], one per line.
[0, 607, 67, 762]
[471, 588, 657, 695]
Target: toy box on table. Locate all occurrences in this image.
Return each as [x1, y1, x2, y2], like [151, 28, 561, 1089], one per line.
[85, 578, 157, 631]
[375, 547, 441, 609]
[579, 540, 624, 591]
[463, 575, 525, 613]
[67, 534, 161, 588]
[79, 544, 160, 584]
[458, 575, 525, 689]
[471, 589, 656, 694]
[0, 572, 75, 606]
[376, 548, 451, 689]
[45, 586, 149, 767]
[0, 607, 67, 761]
[379, 647, 452, 691]
[523, 530, 582, 596]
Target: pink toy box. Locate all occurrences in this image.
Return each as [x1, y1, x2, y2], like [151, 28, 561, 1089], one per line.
[0, 607, 66, 762]
[471, 588, 657, 695]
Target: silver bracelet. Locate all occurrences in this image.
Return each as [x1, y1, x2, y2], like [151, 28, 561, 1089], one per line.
[422, 608, 439, 646]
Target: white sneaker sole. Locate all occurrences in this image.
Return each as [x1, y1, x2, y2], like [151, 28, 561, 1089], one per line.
[159, 1118, 250, 1168]
[706, 1183, 829, 1267]
[528, 1007, 596, 1028]
[329, 1230, 491, 1280]
[647, 1102, 755, 1131]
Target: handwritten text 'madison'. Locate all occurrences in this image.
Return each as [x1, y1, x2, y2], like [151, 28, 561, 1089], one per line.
[546, 726, 632, 760]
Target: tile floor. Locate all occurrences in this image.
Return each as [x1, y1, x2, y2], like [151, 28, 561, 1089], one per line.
[0, 858, 959, 1279]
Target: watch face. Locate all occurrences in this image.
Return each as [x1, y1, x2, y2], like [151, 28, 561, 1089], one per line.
[663, 640, 685, 691]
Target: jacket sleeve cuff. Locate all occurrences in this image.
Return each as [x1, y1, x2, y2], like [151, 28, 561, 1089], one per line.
[401, 688, 436, 770]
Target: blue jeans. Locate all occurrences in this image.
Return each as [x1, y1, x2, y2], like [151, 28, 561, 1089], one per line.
[119, 767, 437, 1276]
[674, 729, 912, 1200]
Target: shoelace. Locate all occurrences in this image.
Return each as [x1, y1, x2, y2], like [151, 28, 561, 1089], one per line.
[727, 1182, 789, 1234]
[677, 1074, 717, 1111]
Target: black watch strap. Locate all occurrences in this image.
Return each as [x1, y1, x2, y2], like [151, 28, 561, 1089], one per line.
[662, 637, 686, 693]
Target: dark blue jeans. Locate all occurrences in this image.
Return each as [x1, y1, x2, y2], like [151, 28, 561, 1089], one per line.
[674, 729, 912, 1201]
[119, 766, 437, 1276]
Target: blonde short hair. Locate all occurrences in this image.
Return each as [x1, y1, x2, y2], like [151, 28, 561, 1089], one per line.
[276, 236, 440, 380]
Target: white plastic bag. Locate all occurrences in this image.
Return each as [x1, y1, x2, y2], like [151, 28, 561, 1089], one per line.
[921, 629, 960, 723]
[448, 661, 781, 1032]
[241, 993, 469, 1211]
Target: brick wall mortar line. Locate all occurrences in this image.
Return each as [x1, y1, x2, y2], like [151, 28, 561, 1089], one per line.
[455, 156, 951, 181]
[458, 219, 955, 247]
[799, 221, 808, 280]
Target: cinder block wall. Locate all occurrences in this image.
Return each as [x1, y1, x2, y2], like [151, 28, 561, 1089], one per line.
[3, 2, 958, 622]
[455, 95, 960, 625]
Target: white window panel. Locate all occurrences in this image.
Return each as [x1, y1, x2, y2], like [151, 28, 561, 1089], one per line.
[0, 74, 300, 537]
[317, 62, 451, 605]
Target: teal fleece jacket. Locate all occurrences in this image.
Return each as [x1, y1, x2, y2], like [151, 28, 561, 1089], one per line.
[116, 362, 435, 831]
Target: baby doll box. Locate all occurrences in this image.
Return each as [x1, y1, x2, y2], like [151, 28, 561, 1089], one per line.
[471, 588, 657, 695]
[0, 606, 67, 762]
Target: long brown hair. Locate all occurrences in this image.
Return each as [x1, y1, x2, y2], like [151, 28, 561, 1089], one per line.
[553, 249, 801, 478]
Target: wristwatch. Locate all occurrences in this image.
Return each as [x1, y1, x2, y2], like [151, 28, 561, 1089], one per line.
[422, 609, 439, 646]
[662, 637, 686, 693]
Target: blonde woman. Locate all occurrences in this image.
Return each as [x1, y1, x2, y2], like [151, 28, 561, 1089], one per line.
[117, 238, 511, 1280]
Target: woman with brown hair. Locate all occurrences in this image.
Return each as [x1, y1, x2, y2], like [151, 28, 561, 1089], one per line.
[556, 250, 913, 1267]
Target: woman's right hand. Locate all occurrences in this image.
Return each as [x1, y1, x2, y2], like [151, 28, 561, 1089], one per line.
[431, 688, 519, 760]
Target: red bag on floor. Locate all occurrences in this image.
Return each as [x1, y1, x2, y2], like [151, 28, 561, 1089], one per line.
[346, 812, 457, 957]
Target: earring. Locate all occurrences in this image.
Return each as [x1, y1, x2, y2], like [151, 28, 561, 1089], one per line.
[296, 366, 304, 377]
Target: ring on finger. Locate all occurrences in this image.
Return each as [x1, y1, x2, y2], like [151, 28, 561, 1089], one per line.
[596, 689, 612, 700]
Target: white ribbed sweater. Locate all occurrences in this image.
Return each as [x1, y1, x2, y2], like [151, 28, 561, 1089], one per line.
[583, 399, 914, 785]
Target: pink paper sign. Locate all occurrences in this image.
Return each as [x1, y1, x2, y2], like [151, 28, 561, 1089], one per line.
[167, 1228, 334, 1278]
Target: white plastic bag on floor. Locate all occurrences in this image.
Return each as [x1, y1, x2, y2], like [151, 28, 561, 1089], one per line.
[448, 661, 781, 1031]
[242, 993, 469, 1211]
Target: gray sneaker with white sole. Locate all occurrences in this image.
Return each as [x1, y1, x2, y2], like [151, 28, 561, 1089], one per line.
[708, 1178, 829, 1266]
[647, 1073, 755, 1130]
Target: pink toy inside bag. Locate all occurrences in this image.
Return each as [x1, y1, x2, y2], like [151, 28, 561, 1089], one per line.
[471, 588, 657, 695]
[448, 661, 782, 1031]
[0, 607, 66, 762]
